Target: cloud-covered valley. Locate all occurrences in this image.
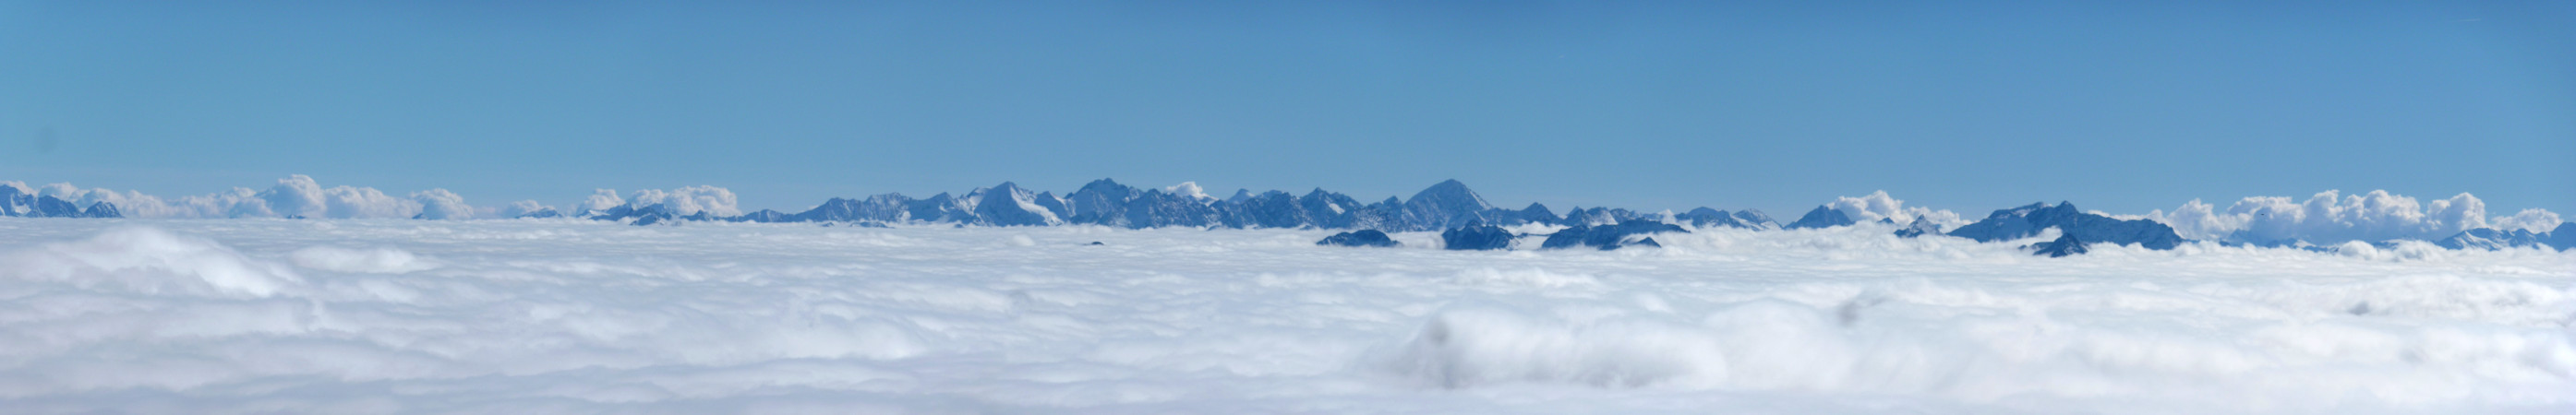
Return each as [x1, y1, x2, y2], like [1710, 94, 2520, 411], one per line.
[0, 219, 2568, 414]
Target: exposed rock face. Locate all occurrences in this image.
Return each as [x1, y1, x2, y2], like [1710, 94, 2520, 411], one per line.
[1947, 202, 2183, 250]
[1440, 222, 1516, 251]
[1541, 219, 1687, 250]
[788, 195, 912, 223]
[1218, 190, 1313, 229]
[1403, 179, 1494, 231]
[0, 187, 119, 219]
[905, 193, 975, 223]
[1317, 230, 1400, 247]
[80, 201, 121, 219]
[1559, 207, 1647, 227]
[1784, 206, 1855, 230]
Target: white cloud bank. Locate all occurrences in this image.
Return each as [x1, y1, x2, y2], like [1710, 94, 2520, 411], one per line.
[568, 186, 743, 217]
[1826, 191, 1966, 227]
[17, 175, 471, 219]
[10, 176, 745, 220]
[0, 220, 2565, 413]
[2149, 190, 2563, 243]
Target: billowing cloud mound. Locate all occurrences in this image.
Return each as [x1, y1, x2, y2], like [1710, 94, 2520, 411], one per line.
[576, 189, 626, 215]
[497, 200, 556, 218]
[1825, 191, 1964, 227]
[22, 182, 189, 218]
[1163, 182, 1212, 201]
[2149, 190, 2558, 243]
[410, 189, 473, 219]
[617, 185, 742, 217]
[11, 176, 756, 221]
[17, 175, 461, 219]
[2489, 208, 2564, 234]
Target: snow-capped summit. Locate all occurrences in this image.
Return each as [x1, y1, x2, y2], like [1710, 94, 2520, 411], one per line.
[2434, 224, 2570, 251]
[968, 182, 1065, 226]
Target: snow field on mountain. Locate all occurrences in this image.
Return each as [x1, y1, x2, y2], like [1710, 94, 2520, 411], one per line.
[0, 219, 2569, 414]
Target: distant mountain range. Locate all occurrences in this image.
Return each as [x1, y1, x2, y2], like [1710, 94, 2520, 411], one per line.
[543, 179, 2566, 255]
[6, 178, 2564, 255]
[0, 185, 122, 219]
[562, 179, 1776, 235]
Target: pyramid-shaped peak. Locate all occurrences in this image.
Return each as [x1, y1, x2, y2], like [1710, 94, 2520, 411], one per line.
[1407, 179, 1491, 211]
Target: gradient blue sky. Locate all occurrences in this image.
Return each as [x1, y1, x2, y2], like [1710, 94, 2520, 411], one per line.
[4, 1, 2570, 215]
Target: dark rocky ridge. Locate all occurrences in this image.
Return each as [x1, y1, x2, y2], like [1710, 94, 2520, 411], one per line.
[1541, 219, 1688, 250]
[2030, 233, 2090, 257]
[1947, 202, 2183, 252]
[1439, 223, 1516, 251]
[1317, 230, 1400, 247]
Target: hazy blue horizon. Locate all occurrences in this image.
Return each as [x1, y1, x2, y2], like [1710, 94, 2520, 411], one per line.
[5, 1, 2570, 217]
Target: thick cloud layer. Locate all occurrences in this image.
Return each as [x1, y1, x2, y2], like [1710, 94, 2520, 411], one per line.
[0, 219, 2566, 413]
[409, 189, 474, 219]
[7, 176, 746, 220]
[497, 200, 556, 218]
[2149, 190, 2559, 243]
[623, 185, 742, 217]
[1825, 191, 1965, 227]
[15, 175, 440, 219]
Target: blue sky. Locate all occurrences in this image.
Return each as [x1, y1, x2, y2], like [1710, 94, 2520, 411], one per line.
[3, 1, 2570, 215]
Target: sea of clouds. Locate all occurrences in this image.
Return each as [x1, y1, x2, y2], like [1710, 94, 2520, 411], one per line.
[0, 219, 2567, 414]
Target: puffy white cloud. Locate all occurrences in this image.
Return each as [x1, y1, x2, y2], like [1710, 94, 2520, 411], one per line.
[1163, 182, 1212, 201]
[222, 175, 423, 219]
[1826, 191, 1965, 227]
[498, 200, 557, 218]
[11, 175, 486, 219]
[577, 189, 626, 215]
[2489, 208, 2562, 233]
[410, 189, 473, 219]
[2149, 190, 2557, 243]
[623, 185, 741, 217]
[30, 182, 194, 218]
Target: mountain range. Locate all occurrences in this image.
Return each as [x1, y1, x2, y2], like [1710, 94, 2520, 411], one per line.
[531, 179, 2568, 255]
[0, 185, 123, 219]
[585, 179, 1775, 234]
[5, 178, 2562, 255]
